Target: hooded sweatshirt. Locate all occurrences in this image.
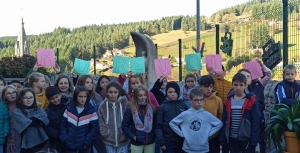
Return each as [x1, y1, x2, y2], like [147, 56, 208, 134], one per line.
[98, 96, 129, 147]
[169, 108, 222, 153]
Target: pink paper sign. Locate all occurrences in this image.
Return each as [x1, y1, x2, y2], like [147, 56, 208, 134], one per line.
[205, 54, 222, 72]
[243, 60, 263, 80]
[37, 49, 56, 67]
[154, 58, 172, 77]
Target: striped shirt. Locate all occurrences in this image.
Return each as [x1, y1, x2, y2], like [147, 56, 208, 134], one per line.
[230, 97, 245, 138]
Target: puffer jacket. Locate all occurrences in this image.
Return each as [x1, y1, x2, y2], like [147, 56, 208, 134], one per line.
[219, 94, 260, 146]
[60, 102, 99, 150]
[35, 90, 48, 109]
[45, 102, 65, 148]
[122, 105, 156, 146]
[98, 96, 129, 147]
[155, 99, 188, 147]
[0, 102, 10, 145]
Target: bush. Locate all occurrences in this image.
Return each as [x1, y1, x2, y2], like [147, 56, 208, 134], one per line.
[0, 55, 48, 78]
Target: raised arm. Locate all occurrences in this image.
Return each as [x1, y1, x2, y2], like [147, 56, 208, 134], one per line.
[259, 65, 272, 87]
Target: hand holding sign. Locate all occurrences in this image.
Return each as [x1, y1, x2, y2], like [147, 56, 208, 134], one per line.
[37, 49, 56, 67]
[130, 57, 145, 74]
[205, 54, 222, 72]
[243, 60, 263, 80]
[112, 56, 130, 74]
[185, 53, 202, 71]
[74, 58, 91, 75]
[154, 58, 172, 77]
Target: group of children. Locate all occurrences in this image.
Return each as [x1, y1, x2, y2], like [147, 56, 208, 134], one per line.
[0, 58, 299, 153]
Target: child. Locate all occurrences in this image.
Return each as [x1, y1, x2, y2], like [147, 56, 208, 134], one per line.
[122, 84, 156, 153]
[122, 71, 132, 93]
[127, 75, 159, 109]
[98, 82, 129, 153]
[76, 75, 105, 153]
[44, 75, 51, 89]
[11, 80, 22, 93]
[150, 76, 168, 105]
[0, 86, 10, 153]
[199, 75, 223, 153]
[1, 85, 17, 153]
[96, 75, 110, 100]
[208, 66, 232, 102]
[180, 73, 199, 108]
[219, 73, 260, 153]
[276, 64, 300, 107]
[169, 89, 222, 153]
[28, 72, 48, 109]
[0, 76, 6, 100]
[13, 88, 49, 153]
[156, 82, 188, 153]
[54, 74, 74, 108]
[44, 86, 66, 152]
[76, 75, 103, 109]
[60, 86, 99, 153]
[247, 60, 272, 153]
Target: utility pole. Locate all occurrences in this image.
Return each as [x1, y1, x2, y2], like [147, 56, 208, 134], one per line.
[196, 0, 201, 76]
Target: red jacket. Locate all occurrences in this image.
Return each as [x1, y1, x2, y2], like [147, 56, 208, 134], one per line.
[219, 94, 260, 146]
[118, 75, 126, 86]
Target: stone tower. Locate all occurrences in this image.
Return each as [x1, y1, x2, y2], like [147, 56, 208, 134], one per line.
[15, 18, 30, 56]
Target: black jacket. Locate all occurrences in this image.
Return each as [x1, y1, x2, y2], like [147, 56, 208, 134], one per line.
[155, 99, 188, 147]
[45, 102, 66, 148]
[150, 79, 166, 105]
[122, 105, 156, 146]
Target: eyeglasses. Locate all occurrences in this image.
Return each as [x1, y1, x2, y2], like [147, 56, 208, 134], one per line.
[5, 92, 16, 96]
[22, 96, 34, 100]
[192, 98, 204, 103]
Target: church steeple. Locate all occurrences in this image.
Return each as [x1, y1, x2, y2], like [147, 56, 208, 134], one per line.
[15, 18, 30, 57]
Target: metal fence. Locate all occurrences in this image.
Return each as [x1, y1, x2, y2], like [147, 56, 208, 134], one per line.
[157, 0, 300, 82]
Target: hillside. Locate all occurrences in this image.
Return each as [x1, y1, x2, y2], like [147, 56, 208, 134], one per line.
[122, 30, 199, 55]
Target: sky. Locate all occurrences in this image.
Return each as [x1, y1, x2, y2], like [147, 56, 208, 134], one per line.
[0, 0, 249, 37]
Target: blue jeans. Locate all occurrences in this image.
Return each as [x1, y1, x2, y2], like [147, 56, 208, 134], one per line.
[0, 145, 3, 153]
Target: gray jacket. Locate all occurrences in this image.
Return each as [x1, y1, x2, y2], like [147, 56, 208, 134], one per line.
[13, 107, 49, 152]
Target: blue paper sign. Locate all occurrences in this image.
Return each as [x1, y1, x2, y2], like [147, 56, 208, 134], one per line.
[112, 56, 130, 74]
[74, 58, 91, 75]
[185, 53, 202, 71]
[130, 57, 145, 74]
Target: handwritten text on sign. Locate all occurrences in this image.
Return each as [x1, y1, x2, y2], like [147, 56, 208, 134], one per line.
[185, 53, 202, 71]
[74, 58, 91, 75]
[243, 60, 263, 80]
[37, 49, 56, 67]
[205, 54, 222, 72]
[130, 57, 145, 74]
[112, 56, 130, 74]
[154, 58, 172, 77]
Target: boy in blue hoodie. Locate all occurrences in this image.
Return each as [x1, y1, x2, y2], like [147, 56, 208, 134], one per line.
[219, 73, 260, 153]
[169, 89, 222, 153]
[276, 64, 300, 107]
